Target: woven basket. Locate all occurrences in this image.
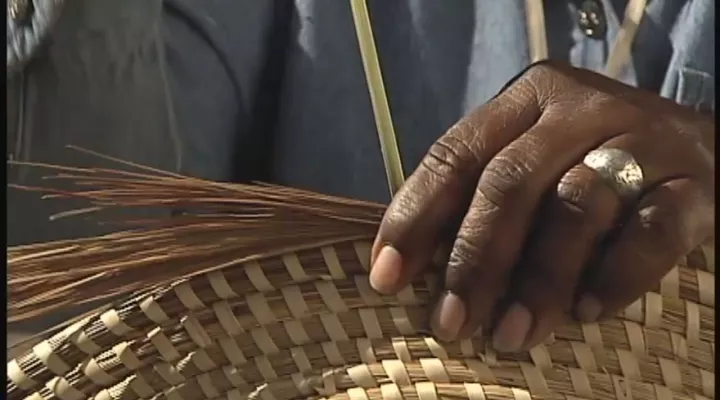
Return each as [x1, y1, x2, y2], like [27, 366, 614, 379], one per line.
[6, 234, 715, 400]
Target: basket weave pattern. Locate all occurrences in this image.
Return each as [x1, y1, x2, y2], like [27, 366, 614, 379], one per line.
[7, 240, 715, 400]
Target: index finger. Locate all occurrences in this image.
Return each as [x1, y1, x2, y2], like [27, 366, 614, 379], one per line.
[369, 80, 542, 294]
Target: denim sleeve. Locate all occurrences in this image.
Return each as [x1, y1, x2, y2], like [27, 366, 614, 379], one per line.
[659, 0, 715, 113]
[674, 68, 715, 113]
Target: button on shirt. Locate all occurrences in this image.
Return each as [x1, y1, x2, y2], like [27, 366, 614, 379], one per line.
[576, 0, 608, 39]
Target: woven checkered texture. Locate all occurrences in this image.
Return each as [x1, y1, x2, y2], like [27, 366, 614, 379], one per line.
[6, 241, 715, 400]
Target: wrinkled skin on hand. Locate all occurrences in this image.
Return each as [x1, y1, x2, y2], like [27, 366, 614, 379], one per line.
[369, 61, 715, 352]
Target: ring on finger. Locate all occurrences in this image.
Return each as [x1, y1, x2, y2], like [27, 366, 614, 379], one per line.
[582, 148, 644, 199]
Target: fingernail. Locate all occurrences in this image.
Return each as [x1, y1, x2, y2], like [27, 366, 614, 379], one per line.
[431, 292, 466, 342]
[575, 295, 603, 322]
[492, 303, 532, 353]
[369, 246, 402, 294]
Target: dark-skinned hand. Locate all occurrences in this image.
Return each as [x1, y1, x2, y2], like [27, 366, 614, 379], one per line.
[369, 61, 715, 352]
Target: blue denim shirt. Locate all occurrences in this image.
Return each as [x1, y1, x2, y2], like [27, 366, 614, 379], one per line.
[6, 0, 715, 245]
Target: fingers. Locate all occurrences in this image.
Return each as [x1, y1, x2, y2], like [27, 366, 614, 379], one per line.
[575, 177, 714, 320]
[432, 115, 629, 341]
[370, 81, 543, 294]
[487, 132, 707, 351]
[492, 164, 621, 352]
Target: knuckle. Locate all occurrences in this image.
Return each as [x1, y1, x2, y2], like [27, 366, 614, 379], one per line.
[422, 126, 484, 179]
[449, 235, 484, 272]
[556, 180, 591, 214]
[525, 60, 562, 79]
[555, 177, 600, 222]
[501, 84, 539, 110]
[474, 180, 505, 211]
[448, 119, 490, 162]
[422, 141, 462, 180]
[380, 196, 417, 231]
[478, 151, 533, 205]
[484, 73, 541, 119]
[446, 235, 503, 294]
[522, 61, 568, 94]
[555, 166, 620, 227]
[445, 235, 507, 298]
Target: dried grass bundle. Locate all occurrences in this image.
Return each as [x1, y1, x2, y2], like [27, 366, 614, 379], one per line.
[8, 148, 384, 322]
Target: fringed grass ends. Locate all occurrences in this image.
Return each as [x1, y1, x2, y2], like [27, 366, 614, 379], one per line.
[7, 148, 384, 322]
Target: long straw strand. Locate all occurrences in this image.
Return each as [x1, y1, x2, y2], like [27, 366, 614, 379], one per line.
[525, 0, 549, 63]
[525, 0, 646, 80]
[604, 0, 647, 79]
[349, 0, 405, 196]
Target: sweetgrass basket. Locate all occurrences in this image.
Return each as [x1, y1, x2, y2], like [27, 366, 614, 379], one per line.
[5, 241, 717, 400]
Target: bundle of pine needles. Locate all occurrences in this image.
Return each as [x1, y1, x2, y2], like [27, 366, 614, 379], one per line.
[8, 148, 385, 322]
